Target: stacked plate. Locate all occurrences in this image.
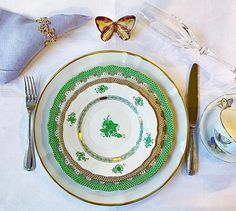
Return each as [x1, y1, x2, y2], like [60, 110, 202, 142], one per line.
[34, 51, 187, 205]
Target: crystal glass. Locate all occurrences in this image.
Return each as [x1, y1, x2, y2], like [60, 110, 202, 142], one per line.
[140, 2, 236, 86]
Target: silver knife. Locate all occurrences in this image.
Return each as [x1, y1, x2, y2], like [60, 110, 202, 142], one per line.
[186, 63, 199, 175]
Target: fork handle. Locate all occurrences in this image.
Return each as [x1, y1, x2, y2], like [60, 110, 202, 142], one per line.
[186, 125, 198, 175]
[24, 112, 36, 171]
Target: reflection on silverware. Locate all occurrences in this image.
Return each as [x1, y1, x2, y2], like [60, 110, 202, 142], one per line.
[186, 63, 199, 175]
[23, 76, 37, 171]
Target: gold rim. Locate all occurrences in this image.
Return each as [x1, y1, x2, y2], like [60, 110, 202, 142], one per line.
[199, 93, 236, 163]
[58, 77, 165, 183]
[34, 50, 189, 206]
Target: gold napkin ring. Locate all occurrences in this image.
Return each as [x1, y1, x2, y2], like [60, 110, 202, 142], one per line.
[36, 17, 57, 46]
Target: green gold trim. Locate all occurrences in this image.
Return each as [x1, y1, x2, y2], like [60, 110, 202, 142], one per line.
[34, 50, 188, 206]
[58, 76, 166, 184]
[49, 65, 174, 190]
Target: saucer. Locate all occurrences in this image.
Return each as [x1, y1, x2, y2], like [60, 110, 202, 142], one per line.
[200, 94, 236, 162]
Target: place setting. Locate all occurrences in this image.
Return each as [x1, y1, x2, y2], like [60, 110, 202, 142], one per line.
[1, 1, 236, 207]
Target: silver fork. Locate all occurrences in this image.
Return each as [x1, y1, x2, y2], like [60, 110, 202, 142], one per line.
[24, 76, 37, 171]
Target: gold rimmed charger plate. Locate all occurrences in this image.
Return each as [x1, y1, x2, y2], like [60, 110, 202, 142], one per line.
[34, 50, 188, 205]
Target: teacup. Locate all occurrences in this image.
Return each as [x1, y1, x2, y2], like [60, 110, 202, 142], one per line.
[214, 97, 236, 154]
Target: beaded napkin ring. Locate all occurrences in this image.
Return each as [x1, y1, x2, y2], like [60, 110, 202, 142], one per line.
[36, 17, 57, 46]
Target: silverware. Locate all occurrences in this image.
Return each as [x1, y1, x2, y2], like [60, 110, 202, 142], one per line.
[186, 63, 199, 175]
[23, 76, 37, 171]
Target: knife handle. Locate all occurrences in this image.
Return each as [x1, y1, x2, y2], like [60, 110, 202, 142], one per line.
[186, 125, 198, 175]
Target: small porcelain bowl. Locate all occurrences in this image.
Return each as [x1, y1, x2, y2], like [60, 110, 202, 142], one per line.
[214, 97, 236, 154]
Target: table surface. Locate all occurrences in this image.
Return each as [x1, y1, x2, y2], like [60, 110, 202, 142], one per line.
[1, 0, 236, 210]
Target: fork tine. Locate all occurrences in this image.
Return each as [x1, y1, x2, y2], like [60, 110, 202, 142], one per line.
[27, 76, 33, 101]
[31, 77, 37, 100]
[28, 76, 34, 99]
[24, 76, 29, 96]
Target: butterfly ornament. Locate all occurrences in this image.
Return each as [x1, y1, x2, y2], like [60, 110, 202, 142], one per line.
[95, 15, 136, 41]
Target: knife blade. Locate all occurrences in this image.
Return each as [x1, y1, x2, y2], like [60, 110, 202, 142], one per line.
[186, 63, 199, 175]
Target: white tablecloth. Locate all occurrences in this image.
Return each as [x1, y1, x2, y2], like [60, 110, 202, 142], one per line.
[1, 0, 236, 210]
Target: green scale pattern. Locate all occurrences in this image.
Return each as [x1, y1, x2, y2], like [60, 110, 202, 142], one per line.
[48, 65, 174, 191]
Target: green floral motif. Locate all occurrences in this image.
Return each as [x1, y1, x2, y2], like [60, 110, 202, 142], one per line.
[95, 84, 108, 94]
[77, 95, 142, 162]
[133, 96, 144, 106]
[76, 152, 89, 162]
[48, 65, 174, 191]
[144, 133, 153, 148]
[112, 164, 125, 174]
[67, 112, 76, 126]
[100, 115, 124, 138]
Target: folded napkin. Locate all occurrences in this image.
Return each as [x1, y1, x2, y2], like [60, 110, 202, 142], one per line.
[0, 9, 91, 84]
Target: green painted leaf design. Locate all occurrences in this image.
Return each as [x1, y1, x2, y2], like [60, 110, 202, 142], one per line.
[133, 96, 144, 106]
[115, 133, 123, 138]
[76, 151, 89, 162]
[144, 133, 154, 148]
[100, 115, 124, 138]
[112, 164, 125, 174]
[95, 84, 108, 94]
[67, 112, 76, 126]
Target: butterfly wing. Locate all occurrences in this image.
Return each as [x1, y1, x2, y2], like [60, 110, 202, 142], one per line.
[116, 15, 136, 40]
[228, 98, 233, 106]
[95, 16, 115, 41]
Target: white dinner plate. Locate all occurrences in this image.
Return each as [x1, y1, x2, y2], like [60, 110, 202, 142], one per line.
[34, 50, 188, 205]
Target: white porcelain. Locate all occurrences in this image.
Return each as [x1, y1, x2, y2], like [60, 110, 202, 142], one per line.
[214, 97, 236, 154]
[62, 81, 158, 177]
[34, 50, 188, 205]
[200, 94, 236, 162]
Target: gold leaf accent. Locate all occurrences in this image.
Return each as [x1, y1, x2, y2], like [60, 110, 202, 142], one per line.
[36, 17, 57, 46]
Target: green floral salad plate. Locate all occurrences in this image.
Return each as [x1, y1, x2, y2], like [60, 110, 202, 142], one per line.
[34, 50, 188, 205]
[54, 71, 168, 186]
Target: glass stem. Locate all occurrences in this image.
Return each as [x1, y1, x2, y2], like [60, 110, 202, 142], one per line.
[198, 46, 236, 77]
